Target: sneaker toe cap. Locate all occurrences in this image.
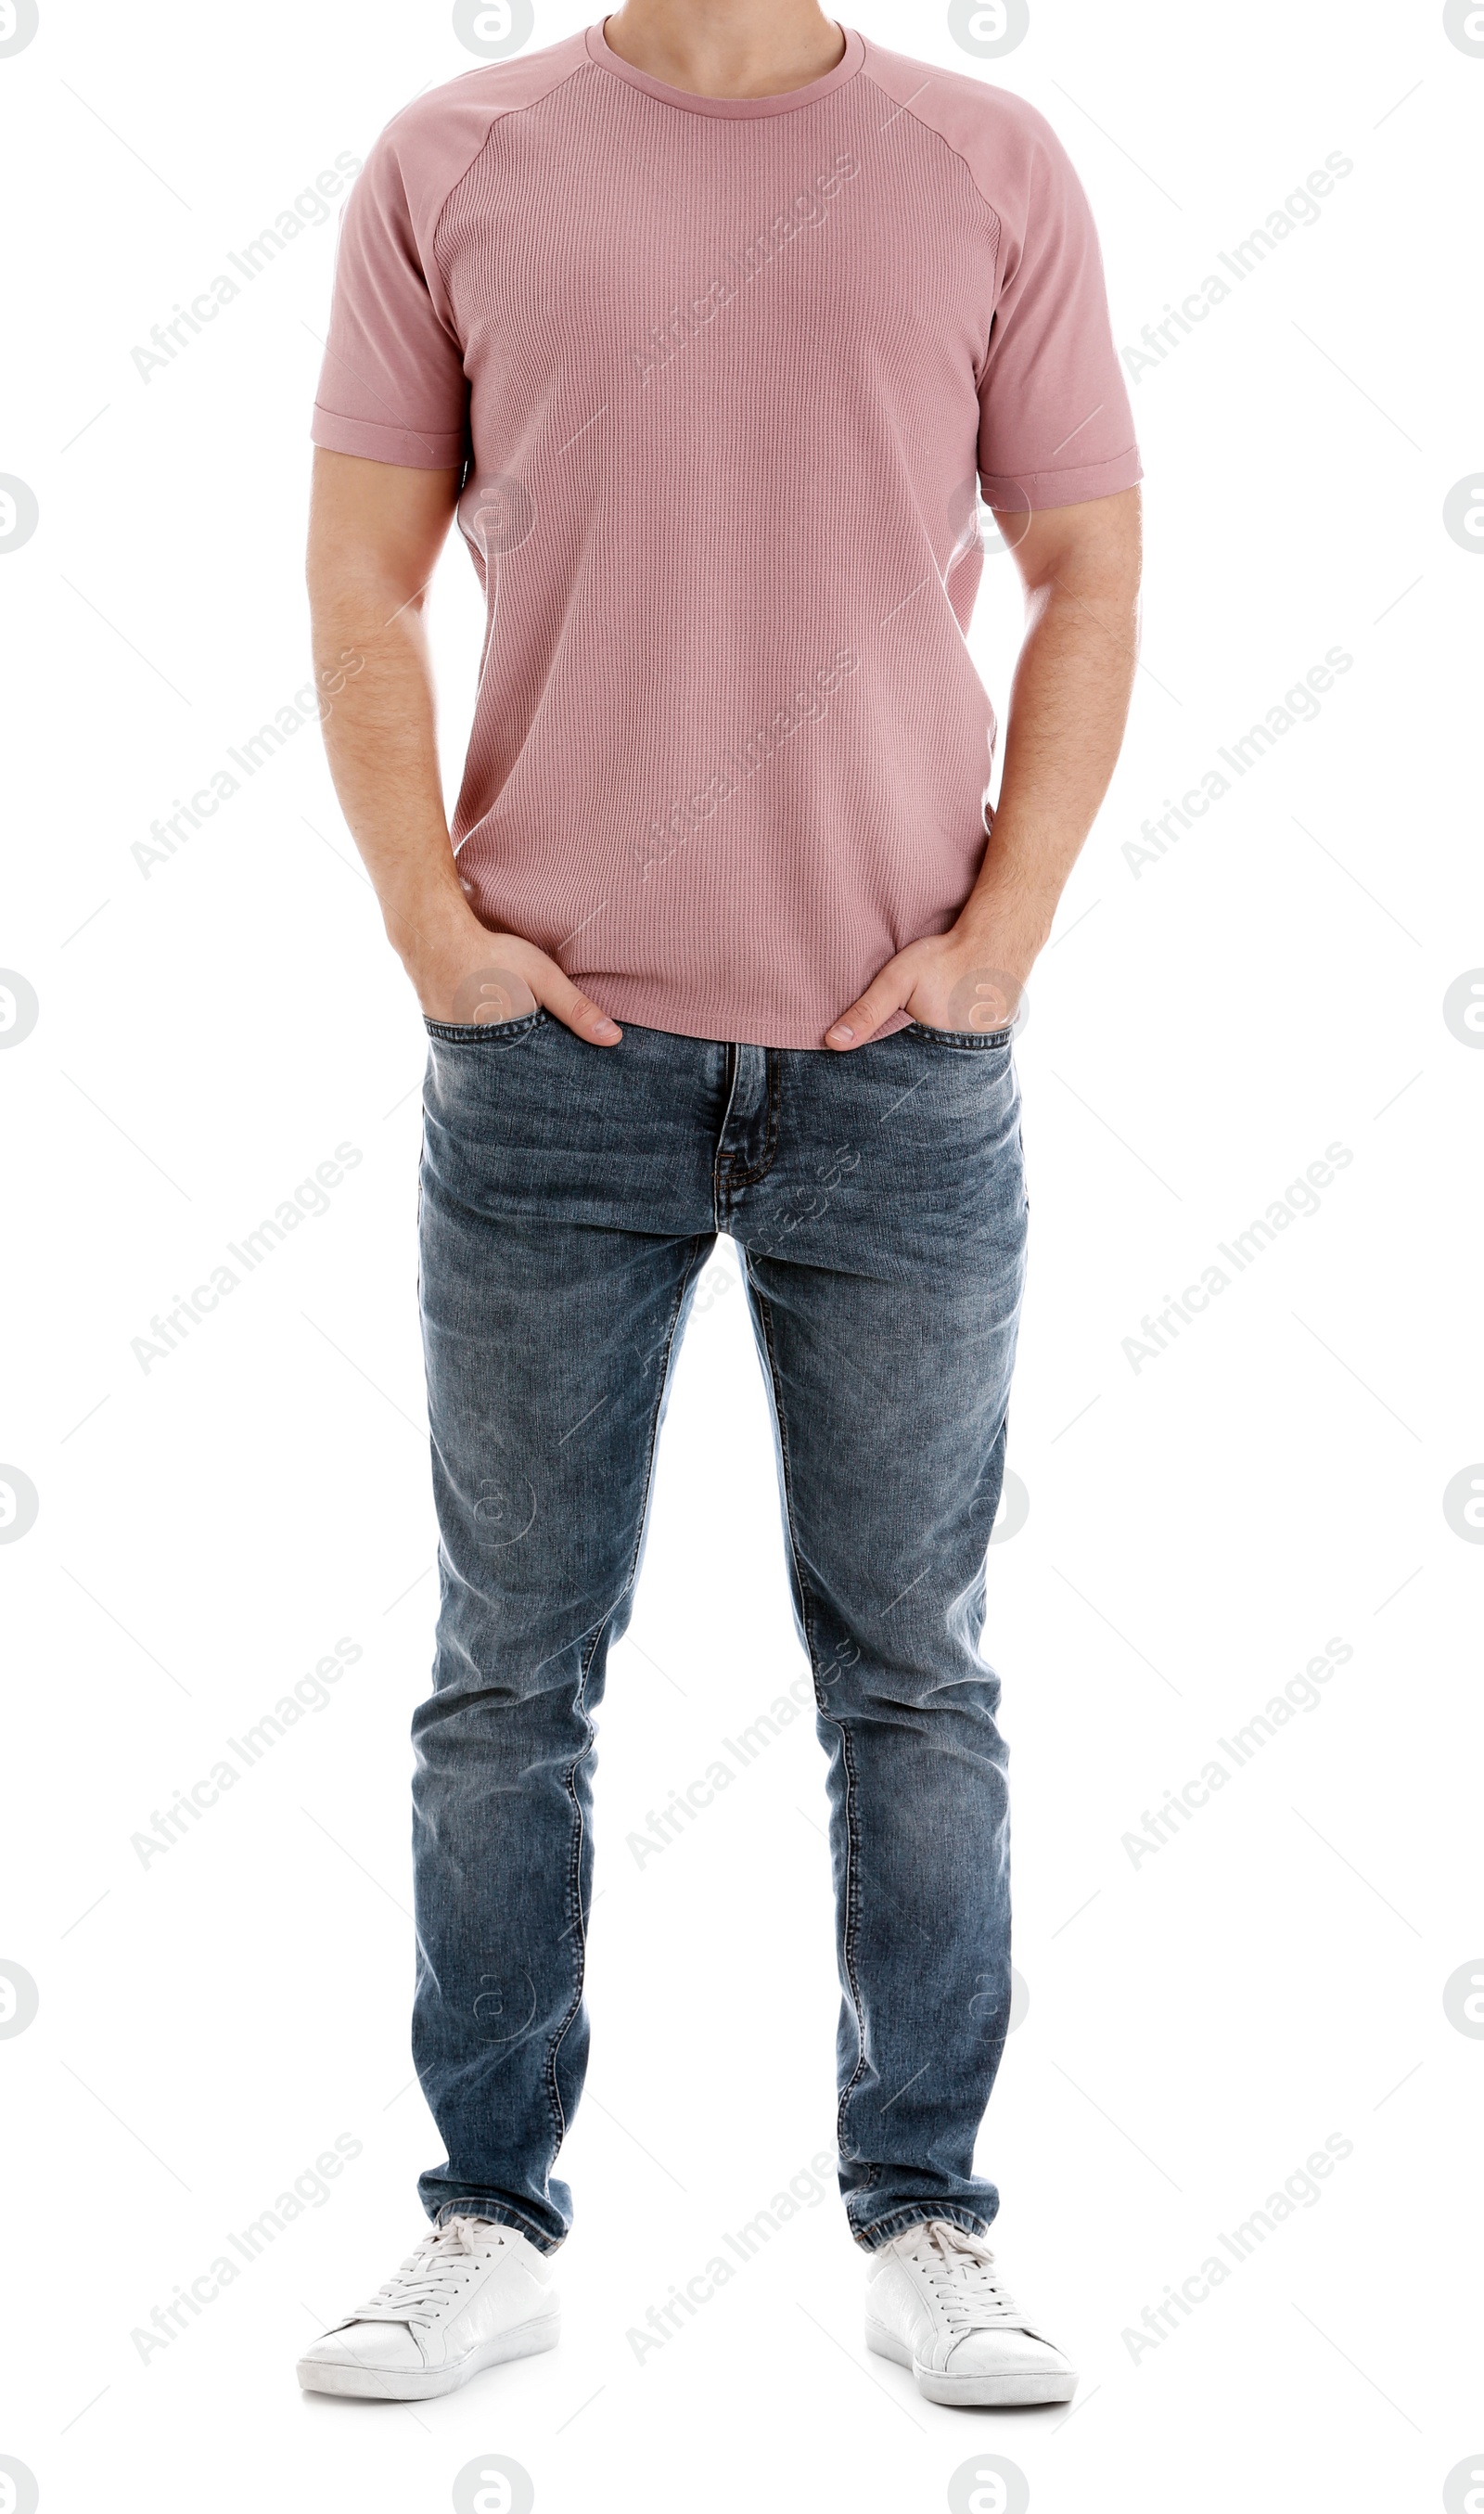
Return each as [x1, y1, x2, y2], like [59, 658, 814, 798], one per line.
[301, 2321, 425, 2374]
[940, 2327, 1073, 2379]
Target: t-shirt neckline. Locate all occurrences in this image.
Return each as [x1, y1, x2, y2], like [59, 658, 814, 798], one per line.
[584, 17, 864, 118]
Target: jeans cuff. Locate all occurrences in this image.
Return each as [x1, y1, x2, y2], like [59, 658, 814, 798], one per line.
[850, 2203, 995, 2254]
[430, 2200, 563, 2256]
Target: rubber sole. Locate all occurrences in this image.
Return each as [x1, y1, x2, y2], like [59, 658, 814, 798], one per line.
[864, 2316, 1077, 2407]
[297, 2312, 560, 2401]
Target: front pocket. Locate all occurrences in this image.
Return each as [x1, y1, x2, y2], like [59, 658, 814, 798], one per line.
[907, 1019, 1015, 1050]
[423, 1008, 549, 1045]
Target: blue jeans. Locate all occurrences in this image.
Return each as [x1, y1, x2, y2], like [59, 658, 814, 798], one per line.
[412, 1011, 1028, 2252]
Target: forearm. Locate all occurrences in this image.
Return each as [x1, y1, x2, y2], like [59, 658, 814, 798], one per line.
[310, 585, 470, 967]
[825, 489, 1141, 1046]
[958, 563, 1140, 963]
[305, 449, 622, 1043]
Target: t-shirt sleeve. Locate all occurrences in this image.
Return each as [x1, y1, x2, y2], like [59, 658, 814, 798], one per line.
[977, 110, 1142, 512]
[311, 124, 470, 470]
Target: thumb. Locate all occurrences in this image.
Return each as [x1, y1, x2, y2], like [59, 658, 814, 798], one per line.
[825, 954, 915, 1051]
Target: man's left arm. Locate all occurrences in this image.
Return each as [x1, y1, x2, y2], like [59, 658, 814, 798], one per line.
[825, 483, 1143, 1047]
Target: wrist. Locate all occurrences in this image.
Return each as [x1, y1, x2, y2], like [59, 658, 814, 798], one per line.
[955, 822, 1070, 968]
[384, 881, 481, 975]
[951, 895, 1052, 972]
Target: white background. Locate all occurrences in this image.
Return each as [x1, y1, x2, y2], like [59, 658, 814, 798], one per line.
[2, 1, 1481, 2509]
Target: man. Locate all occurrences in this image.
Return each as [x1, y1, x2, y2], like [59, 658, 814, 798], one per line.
[299, 0, 1141, 2411]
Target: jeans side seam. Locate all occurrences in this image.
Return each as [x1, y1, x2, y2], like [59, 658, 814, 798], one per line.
[748, 1266, 872, 2192]
[541, 1238, 712, 2188]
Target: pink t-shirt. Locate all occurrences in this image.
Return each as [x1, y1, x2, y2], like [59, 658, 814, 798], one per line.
[312, 20, 1141, 1047]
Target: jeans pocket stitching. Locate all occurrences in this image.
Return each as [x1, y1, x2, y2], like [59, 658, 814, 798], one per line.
[423, 1008, 549, 1043]
[907, 1020, 1015, 1049]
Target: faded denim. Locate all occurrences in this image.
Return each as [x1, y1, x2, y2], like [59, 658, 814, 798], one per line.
[412, 1010, 1028, 2252]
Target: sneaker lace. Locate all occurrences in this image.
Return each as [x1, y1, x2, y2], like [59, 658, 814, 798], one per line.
[902, 2221, 1024, 2337]
[348, 2217, 506, 2330]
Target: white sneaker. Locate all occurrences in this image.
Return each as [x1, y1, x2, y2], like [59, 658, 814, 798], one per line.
[864, 2219, 1077, 2406]
[297, 2216, 559, 2400]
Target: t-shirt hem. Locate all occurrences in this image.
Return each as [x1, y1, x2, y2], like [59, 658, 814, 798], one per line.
[311, 404, 467, 468]
[569, 981, 914, 1052]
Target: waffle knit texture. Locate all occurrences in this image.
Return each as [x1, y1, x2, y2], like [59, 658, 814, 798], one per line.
[312, 20, 1142, 1046]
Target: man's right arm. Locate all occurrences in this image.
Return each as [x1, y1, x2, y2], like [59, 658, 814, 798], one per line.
[305, 448, 622, 1042]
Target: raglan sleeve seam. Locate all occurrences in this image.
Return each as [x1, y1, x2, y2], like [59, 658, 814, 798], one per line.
[964, 96, 1144, 505]
[429, 59, 595, 301]
[425, 114, 501, 328]
[861, 72, 1003, 259]
[310, 112, 480, 469]
[859, 73, 1010, 381]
